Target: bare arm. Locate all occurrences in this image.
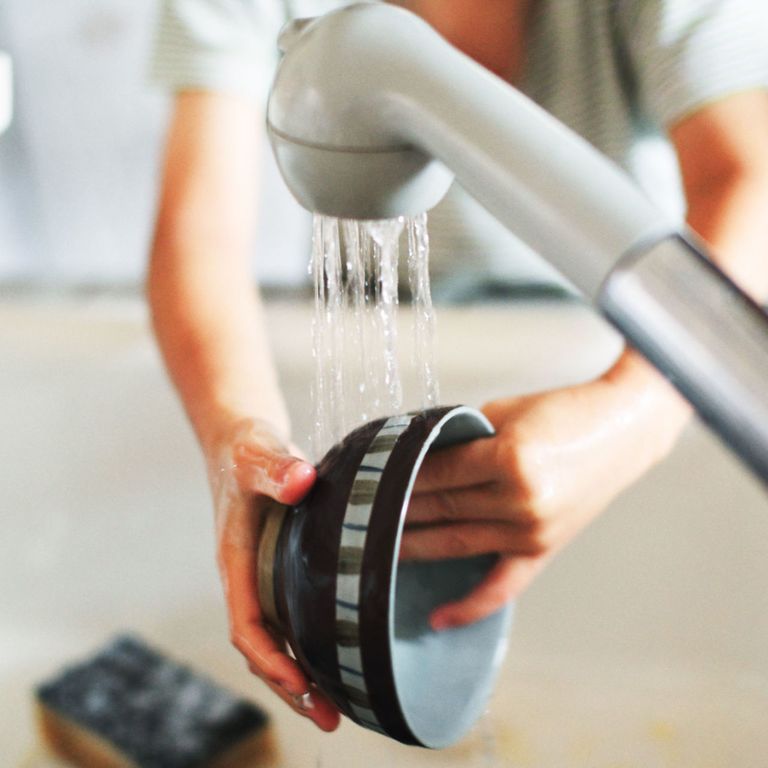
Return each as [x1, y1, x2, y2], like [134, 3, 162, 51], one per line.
[149, 91, 288, 450]
[672, 90, 768, 300]
[148, 91, 339, 730]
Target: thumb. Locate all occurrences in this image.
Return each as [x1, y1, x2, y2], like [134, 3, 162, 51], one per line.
[233, 441, 316, 505]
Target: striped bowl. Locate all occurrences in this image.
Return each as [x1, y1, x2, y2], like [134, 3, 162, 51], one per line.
[258, 405, 514, 748]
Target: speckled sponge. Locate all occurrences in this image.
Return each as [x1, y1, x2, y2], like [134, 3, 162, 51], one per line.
[35, 634, 276, 768]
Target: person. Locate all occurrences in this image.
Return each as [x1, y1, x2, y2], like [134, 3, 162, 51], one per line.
[148, 0, 768, 732]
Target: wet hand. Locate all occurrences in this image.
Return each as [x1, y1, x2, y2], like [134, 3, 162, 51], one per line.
[403, 366, 688, 630]
[206, 418, 340, 731]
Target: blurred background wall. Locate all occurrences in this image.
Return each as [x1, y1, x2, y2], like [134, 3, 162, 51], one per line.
[0, 1, 687, 294]
[0, 0, 311, 289]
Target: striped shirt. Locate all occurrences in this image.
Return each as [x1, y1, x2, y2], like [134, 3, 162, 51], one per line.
[152, 0, 768, 293]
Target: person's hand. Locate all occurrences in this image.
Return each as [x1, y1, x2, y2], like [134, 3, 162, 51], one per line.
[206, 418, 341, 731]
[402, 354, 690, 630]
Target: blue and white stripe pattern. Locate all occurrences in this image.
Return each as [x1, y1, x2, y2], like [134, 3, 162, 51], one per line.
[334, 414, 413, 731]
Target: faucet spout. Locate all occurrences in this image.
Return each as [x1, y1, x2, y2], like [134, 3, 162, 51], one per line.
[267, 3, 768, 484]
[267, 3, 673, 297]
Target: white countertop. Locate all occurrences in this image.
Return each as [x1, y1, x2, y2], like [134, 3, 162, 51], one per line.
[3, 297, 767, 767]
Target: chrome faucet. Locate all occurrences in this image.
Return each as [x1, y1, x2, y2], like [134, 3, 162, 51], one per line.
[267, 3, 768, 482]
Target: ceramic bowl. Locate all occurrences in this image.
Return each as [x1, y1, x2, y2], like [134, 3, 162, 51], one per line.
[258, 406, 514, 748]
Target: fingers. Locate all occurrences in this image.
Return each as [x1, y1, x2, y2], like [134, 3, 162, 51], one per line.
[226, 544, 341, 732]
[231, 622, 307, 693]
[400, 520, 553, 561]
[406, 485, 502, 525]
[234, 441, 316, 505]
[413, 436, 498, 493]
[224, 546, 305, 690]
[210, 421, 339, 732]
[430, 555, 549, 630]
[247, 662, 341, 732]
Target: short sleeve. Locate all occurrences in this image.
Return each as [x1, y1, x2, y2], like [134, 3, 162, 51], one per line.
[618, 0, 768, 129]
[150, 0, 287, 104]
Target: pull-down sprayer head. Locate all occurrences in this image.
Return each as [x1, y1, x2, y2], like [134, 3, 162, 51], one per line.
[268, 5, 454, 219]
[267, 2, 678, 298]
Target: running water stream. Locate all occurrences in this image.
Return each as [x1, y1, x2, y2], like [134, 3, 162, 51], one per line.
[310, 213, 440, 459]
[310, 214, 501, 765]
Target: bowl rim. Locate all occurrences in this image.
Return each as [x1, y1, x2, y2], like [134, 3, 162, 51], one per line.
[347, 405, 503, 746]
[387, 406, 503, 747]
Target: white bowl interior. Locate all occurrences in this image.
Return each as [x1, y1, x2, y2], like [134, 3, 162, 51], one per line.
[391, 408, 514, 748]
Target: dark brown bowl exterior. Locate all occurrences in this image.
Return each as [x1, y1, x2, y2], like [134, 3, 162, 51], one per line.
[271, 406, 499, 745]
[356, 411, 456, 743]
[273, 415, 391, 715]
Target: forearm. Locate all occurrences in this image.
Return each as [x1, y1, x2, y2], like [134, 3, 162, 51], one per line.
[148, 241, 289, 452]
[675, 90, 768, 303]
[148, 92, 290, 453]
[684, 170, 768, 302]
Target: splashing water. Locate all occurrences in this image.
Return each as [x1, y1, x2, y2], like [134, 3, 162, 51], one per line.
[366, 217, 405, 417]
[310, 213, 440, 459]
